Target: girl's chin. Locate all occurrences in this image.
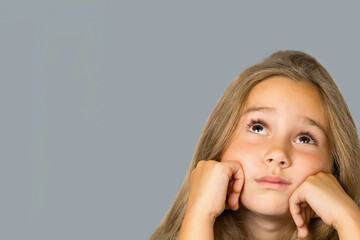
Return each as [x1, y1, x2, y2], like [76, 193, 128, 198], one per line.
[240, 189, 293, 217]
[241, 199, 291, 218]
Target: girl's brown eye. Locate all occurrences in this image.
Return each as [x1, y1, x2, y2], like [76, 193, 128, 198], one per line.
[296, 135, 317, 145]
[249, 124, 267, 135]
[251, 124, 264, 133]
[298, 136, 310, 143]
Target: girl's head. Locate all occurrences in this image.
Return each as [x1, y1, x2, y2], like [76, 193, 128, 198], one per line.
[221, 75, 331, 217]
[151, 50, 360, 240]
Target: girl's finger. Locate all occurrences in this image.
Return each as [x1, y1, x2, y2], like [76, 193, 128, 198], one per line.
[301, 207, 306, 223]
[303, 206, 314, 233]
[297, 225, 309, 239]
[222, 161, 245, 211]
[289, 201, 304, 228]
[289, 187, 307, 228]
[227, 179, 240, 210]
[227, 179, 234, 195]
[222, 161, 245, 191]
[289, 186, 314, 239]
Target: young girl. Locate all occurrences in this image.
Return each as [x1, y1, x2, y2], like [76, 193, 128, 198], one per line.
[150, 50, 360, 240]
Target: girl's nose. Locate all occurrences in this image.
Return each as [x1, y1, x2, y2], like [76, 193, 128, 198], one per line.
[265, 157, 290, 168]
[263, 146, 291, 168]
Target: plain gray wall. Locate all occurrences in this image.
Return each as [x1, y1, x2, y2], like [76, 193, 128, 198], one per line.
[1, 1, 360, 239]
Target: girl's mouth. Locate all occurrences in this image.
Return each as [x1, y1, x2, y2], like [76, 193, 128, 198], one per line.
[255, 175, 291, 190]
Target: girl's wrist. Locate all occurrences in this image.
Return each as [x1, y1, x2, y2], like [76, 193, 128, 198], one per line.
[334, 202, 360, 238]
[179, 206, 216, 240]
[185, 204, 217, 225]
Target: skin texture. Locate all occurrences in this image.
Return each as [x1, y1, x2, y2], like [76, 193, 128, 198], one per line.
[179, 76, 360, 240]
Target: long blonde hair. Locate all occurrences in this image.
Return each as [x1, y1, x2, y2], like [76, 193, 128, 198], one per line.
[150, 50, 360, 240]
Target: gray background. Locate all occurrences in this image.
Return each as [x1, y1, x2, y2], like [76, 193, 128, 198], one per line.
[1, 1, 360, 239]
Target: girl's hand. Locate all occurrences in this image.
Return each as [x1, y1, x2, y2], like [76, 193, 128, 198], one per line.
[289, 172, 360, 238]
[186, 160, 245, 222]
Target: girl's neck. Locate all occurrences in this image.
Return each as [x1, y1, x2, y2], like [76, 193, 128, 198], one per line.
[243, 209, 295, 240]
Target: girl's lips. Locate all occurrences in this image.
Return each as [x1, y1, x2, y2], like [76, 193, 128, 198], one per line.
[255, 175, 291, 190]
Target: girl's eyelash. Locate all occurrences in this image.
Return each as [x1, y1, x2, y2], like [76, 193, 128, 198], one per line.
[247, 119, 268, 130]
[246, 118, 319, 145]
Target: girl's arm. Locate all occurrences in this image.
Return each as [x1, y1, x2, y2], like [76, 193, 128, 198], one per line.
[335, 206, 360, 240]
[289, 172, 360, 239]
[179, 206, 215, 240]
[179, 160, 244, 240]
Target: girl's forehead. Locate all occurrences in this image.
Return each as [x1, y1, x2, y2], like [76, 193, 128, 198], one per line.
[242, 76, 328, 128]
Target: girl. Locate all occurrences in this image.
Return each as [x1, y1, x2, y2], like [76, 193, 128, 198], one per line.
[150, 50, 360, 240]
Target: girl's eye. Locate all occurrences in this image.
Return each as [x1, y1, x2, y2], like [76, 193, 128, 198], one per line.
[248, 119, 268, 135]
[296, 132, 318, 145]
[296, 136, 313, 144]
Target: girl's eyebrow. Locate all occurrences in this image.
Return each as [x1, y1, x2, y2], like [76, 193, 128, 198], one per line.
[242, 106, 276, 115]
[242, 106, 328, 136]
[303, 117, 328, 137]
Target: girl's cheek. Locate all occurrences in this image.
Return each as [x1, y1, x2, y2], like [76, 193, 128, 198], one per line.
[291, 153, 331, 184]
[236, 143, 265, 170]
[224, 141, 261, 162]
[302, 161, 330, 177]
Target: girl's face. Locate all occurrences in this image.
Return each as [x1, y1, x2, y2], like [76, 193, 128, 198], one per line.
[221, 76, 331, 217]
